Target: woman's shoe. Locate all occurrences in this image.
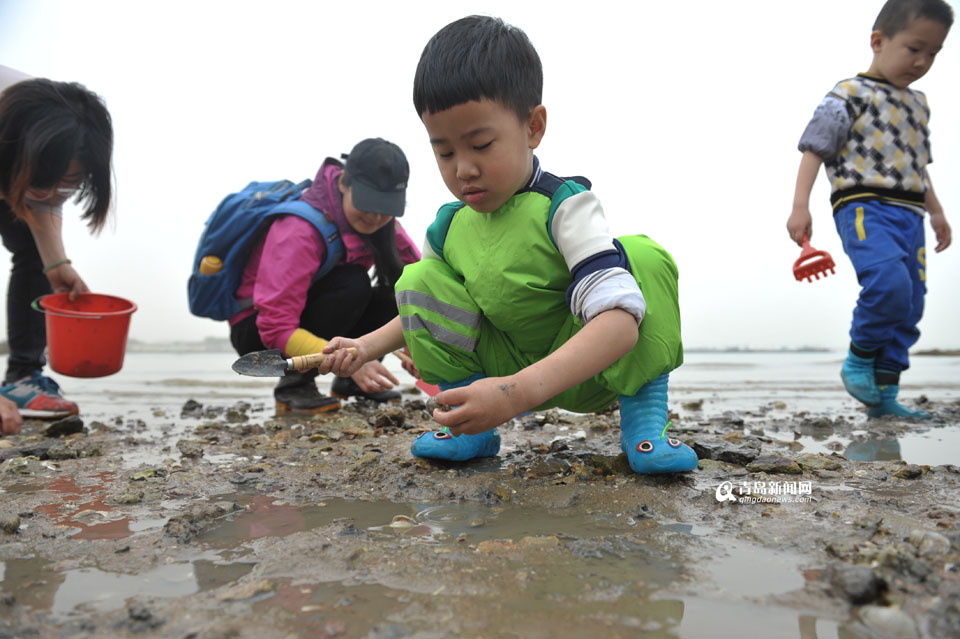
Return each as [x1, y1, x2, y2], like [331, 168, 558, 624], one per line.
[274, 383, 340, 415]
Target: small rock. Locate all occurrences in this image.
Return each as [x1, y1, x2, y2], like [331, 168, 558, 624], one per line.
[358, 452, 380, 465]
[130, 468, 168, 481]
[338, 523, 364, 537]
[163, 501, 239, 543]
[476, 540, 518, 554]
[42, 415, 84, 438]
[525, 457, 571, 478]
[127, 604, 165, 631]
[895, 465, 924, 479]
[858, 605, 920, 639]
[682, 399, 703, 411]
[909, 529, 951, 558]
[176, 440, 204, 459]
[796, 453, 842, 472]
[697, 459, 724, 473]
[823, 563, 884, 604]
[746, 455, 802, 475]
[45, 442, 80, 460]
[115, 490, 145, 505]
[518, 535, 560, 550]
[548, 439, 570, 453]
[373, 406, 406, 429]
[181, 399, 204, 418]
[217, 579, 273, 602]
[224, 408, 250, 424]
[0, 513, 20, 534]
[2, 456, 47, 475]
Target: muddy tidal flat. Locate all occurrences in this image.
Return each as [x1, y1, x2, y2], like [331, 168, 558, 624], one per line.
[1, 351, 959, 639]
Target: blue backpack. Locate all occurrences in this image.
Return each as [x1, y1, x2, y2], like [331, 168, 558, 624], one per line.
[188, 179, 345, 321]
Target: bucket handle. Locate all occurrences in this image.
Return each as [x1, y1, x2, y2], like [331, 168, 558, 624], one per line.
[31, 295, 108, 320]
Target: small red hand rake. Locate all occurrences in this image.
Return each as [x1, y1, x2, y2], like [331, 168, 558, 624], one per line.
[793, 234, 836, 282]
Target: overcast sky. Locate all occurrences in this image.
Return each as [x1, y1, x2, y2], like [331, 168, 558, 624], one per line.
[1, 0, 958, 350]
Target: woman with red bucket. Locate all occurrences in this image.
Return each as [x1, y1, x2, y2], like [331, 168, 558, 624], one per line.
[0, 65, 114, 433]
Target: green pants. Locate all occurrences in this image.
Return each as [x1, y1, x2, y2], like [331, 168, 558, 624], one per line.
[396, 235, 683, 413]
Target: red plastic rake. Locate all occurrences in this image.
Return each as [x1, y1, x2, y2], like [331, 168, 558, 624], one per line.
[793, 234, 836, 282]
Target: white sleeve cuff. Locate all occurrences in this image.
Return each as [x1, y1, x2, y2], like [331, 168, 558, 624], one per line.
[569, 267, 645, 325]
[551, 190, 616, 270]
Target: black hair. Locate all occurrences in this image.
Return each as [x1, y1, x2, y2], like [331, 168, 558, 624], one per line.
[340, 170, 404, 290]
[0, 78, 113, 232]
[413, 15, 543, 120]
[873, 0, 954, 35]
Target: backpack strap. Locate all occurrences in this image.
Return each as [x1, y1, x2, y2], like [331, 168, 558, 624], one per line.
[235, 200, 345, 311]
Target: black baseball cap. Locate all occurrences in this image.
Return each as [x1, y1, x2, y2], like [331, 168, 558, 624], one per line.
[342, 138, 408, 217]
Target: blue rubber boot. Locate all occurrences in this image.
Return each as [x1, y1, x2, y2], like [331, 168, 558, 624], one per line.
[841, 349, 881, 406]
[867, 385, 932, 420]
[619, 373, 698, 474]
[410, 374, 500, 461]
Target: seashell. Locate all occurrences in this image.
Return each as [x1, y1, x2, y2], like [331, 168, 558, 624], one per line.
[388, 515, 416, 529]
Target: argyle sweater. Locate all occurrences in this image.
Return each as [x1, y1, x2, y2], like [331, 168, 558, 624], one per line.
[798, 73, 932, 213]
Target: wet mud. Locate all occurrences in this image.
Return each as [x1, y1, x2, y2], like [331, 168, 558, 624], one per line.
[1, 388, 959, 638]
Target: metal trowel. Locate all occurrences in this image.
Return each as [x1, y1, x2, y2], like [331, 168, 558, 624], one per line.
[231, 348, 358, 377]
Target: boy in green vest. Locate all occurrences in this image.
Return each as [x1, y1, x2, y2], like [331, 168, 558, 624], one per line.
[322, 15, 697, 474]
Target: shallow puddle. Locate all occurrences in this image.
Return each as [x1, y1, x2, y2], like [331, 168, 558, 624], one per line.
[192, 496, 847, 637]
[0, 556, 255, 616]
[3, 491, 854, 636]
[198, 495, 645, 548]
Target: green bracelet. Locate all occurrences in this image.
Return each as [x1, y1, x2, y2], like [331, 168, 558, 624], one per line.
[42, 258, 71, 274]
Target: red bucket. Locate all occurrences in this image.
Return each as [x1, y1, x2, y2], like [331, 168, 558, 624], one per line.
[35, 293, 137, 378]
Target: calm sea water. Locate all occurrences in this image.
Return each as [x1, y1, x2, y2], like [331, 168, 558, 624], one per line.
[51, 350, 960, 466]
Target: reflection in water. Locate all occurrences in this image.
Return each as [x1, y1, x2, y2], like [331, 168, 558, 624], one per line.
[32, 473, 132, 541]
[0, 558, 64, 612]
[845, 437, 902, 462]
[0, 555, 253, 617]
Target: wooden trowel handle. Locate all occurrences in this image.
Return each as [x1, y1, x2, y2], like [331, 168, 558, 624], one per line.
[287, 347, 357, 373]
[288, 347, 358, 372]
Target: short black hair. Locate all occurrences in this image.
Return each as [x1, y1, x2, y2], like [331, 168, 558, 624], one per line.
[0, 78, 113, 232]
[873, 0, 954, 36]
[413, 15, 543, 120]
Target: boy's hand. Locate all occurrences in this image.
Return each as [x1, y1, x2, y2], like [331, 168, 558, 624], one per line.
[318, 337, 369, 378]
[433, 375, 528, 436]
[930, 211, 951, 252]
[1, 396, 23, 435]
[397, 347, 420, 378]
[786, 206, 813, 246]
[352, 361, 399, 394]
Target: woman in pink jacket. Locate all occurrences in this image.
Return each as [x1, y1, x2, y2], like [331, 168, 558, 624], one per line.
[229, 138, 420, 414]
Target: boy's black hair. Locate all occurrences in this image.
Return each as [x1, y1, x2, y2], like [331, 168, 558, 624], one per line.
[413, 15, 542, 120]
[0, 78, 113, 232]
[873, 0, 954, 35]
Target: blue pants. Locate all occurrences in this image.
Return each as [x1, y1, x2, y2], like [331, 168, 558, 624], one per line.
[834, 201, 926, 373]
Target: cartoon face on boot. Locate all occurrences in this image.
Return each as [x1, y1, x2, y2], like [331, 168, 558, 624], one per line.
[635, 438, 683, 454]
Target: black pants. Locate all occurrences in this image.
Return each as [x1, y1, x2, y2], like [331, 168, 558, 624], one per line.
[230, 264, 398, 391]
[0, 200, 51, 384]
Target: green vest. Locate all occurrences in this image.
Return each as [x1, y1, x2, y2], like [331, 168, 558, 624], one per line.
[426, 183, 585, 356]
